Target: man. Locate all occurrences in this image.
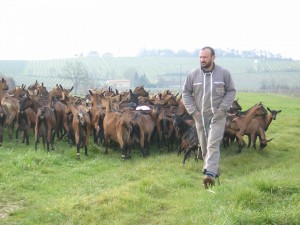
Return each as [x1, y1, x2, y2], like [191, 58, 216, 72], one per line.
[182, 46, 236, 188]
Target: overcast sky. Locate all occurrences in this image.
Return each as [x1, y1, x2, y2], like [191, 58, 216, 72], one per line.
[1, 0, 299, 60]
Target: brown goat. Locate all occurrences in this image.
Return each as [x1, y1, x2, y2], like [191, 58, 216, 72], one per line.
[89, 89, 105, 145]
[223, 99, 243, 149]
[34, 106, 57, 151]
[0, 103, 6, 146]
[229, 103, 268, 153]
[246, 107, 281, 148]
[122, 109, 145, 157]
[19, 91, 60, 151]
[65, 102, 91, 159]
[16, 108, 36, 145]
[245, 118, 273, 150]
[103, 97, 132, 159]
[1, 94, 20, 140]
[256, 107, 282, 132]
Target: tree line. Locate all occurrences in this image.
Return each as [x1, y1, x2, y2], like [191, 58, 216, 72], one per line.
[138, 48, 292, 60]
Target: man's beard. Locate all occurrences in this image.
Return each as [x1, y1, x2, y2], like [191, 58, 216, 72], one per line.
[201, 61, 212, 70]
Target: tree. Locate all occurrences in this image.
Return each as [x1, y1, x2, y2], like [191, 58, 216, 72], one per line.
[63, 61, 88, 95]
[132, 72, 140, 87]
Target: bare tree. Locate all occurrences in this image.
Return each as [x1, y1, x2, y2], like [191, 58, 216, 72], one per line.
[63, 61, 88, 95]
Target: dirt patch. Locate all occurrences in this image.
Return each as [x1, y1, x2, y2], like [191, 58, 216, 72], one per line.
[0, 201, 24, 219]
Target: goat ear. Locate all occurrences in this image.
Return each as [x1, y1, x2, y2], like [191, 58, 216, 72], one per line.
[89, 89, 94, 96]
[278, 110, 282, 113]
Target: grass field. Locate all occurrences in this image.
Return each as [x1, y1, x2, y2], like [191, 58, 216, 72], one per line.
[0, 92, 299, 224]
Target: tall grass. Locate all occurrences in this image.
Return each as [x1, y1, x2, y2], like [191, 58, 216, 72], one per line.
[0, 93, 299, 224]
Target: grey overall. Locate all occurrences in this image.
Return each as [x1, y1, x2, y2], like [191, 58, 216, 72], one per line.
[182, 65, 236, 176]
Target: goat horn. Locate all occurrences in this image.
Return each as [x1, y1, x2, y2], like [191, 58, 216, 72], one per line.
[266, 138, 273, 142]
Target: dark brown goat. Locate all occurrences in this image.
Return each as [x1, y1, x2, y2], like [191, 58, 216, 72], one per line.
[150, 102, 175, 153]
[122, 109, 146, 157]
[133, 85, 149, 97]
[119, 89, 139, 109]
[173, 114, 200, 164]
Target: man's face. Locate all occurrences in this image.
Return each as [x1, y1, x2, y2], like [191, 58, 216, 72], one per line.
[199, 49, 214, 69]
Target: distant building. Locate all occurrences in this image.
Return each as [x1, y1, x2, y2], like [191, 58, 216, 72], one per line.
[87, 51, 99, 57]
[106, 79, 130, 90]
[102, 52, 113, 58]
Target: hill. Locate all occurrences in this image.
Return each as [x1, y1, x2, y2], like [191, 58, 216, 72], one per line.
[0, 57, 300, 93]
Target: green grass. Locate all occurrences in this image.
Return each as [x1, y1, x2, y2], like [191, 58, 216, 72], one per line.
[0, 92, 300, 224]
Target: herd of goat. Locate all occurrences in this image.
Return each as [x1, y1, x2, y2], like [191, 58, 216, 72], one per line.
[0, 78, 281, 163]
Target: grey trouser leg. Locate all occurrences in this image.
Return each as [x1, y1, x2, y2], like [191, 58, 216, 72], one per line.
[195, 115, 226, 176]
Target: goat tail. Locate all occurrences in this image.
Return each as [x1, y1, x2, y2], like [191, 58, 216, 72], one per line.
[118, 118, 132, 145]
[131, 122, 140, 140]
